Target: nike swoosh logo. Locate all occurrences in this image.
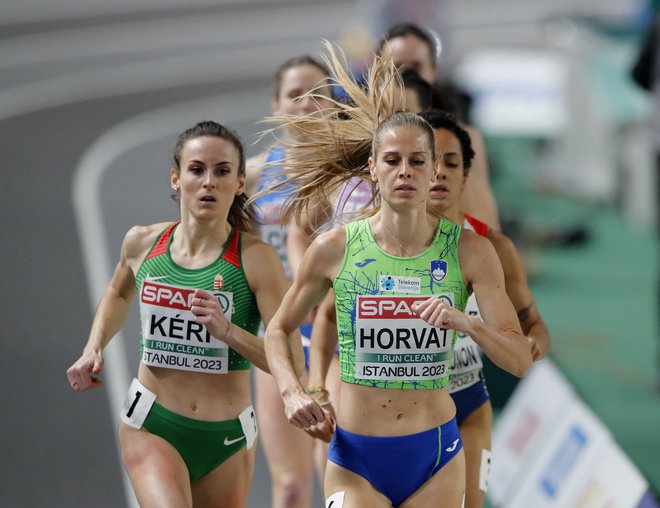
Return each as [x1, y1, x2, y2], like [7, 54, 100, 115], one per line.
[355, 258, 377, 268]
[224, 435, 245, 446]
[445, 438, 460, 453]
[328, 502, 334, 508]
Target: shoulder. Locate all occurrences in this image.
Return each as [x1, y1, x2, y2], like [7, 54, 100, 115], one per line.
[239, 232, 289, 293]
[240, 231, 284, 274]
[122, 222, 174, 262]
[487, 229, 525, 280]
[459, 227, 499, 272]
[313, 226, 347, 254]
[487, 229, 517, 259]
[241, 231, 278, 259]
[295, 226, 346, 281]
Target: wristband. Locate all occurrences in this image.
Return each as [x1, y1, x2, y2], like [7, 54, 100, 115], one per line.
[223, 320, 232, 342]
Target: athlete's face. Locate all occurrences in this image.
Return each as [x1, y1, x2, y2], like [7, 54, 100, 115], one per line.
[171, 136, 245, 220]
[369, 126, 434, 211]
[427, 128, 467, 214]
[383, 35, 437, 85]
[273, 64, 333, 117]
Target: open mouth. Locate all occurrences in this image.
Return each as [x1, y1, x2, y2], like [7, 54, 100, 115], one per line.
[200, 195, 217, 202]
[429, 184, 449, 197]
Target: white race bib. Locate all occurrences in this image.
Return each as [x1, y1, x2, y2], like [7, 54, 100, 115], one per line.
[354, 294, 454, 382]
[121, 378, 156, 429]
[480, 449, 492, 492]
[448, 335, 483, 393]
[326, 491, 345, 508]
[449, 294, 483, 393]
[238, 405, 258, 450]
[140, 279, 232, 374]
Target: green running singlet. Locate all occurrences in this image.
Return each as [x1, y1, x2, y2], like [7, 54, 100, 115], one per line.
[135, 223, 261, 372]
[333, 218, 467, 390]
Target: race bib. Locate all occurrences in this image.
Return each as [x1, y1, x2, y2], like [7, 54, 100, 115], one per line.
[354, 294, 454, 382]
[326, 491, 345, 508]
[480, 449, 492, 492]
[140, 279, 233, 374]
[238, 405, 258, 449]
[448, 335, 483, 393]
[121, 378, 156, 429]
[449, 294, 483, 392]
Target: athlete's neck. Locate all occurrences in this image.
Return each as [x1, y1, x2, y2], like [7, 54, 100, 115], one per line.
[172, 217, 231, 258]
[373, 205, 434, 257]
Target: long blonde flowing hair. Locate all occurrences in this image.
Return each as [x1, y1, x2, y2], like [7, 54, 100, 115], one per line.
[251, 41, 418, 227]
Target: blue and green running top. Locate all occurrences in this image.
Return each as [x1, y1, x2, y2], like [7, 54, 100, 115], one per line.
[333, 218, 468, 390]
[135, 223, 261, 373]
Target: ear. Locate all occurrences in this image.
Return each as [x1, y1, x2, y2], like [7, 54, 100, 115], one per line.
[368, 156, 378, 182]
[235, 173, 246, 196]
[170, 169, 180, 191]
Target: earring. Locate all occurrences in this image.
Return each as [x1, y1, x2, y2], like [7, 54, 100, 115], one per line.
[172, 185, 179, 192]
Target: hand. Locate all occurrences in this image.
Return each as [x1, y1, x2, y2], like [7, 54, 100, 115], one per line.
[282, 389, 327, 430]
[190, 288, 230, 340]
[67, 350, 103, 392]
[303, 402, 336, 442]
[413, 297, 473, 333]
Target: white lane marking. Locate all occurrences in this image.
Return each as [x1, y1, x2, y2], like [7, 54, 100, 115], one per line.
[73, 88, 268, 507]
[0, 0, 276, 25]
[0, 4, 346, 70]
[0, 40, 316, 121]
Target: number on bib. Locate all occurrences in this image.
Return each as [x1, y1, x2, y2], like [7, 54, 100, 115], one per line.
[121, 378, 156, 429]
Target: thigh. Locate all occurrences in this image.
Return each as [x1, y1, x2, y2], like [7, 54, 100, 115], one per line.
[399, 449, 465, 508]
[191, 443, 256, 508]
[459, 401, 492, 508]
[325, 460, 391, 508]
[254, 367, 314, 476]
[119, 423, 192, 508]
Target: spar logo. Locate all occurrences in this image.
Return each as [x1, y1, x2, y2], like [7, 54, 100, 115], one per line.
[142, 281, 196, 310]
[431, 259, 448, 281]
[141, 280, 232, 315]
[358, 294, 453, 318]
[359, 296, 426, 318]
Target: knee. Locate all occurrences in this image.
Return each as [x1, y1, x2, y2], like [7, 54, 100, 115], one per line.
[277, 473, 308, 506]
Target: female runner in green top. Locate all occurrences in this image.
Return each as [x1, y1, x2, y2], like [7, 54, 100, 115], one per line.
[67, 121, 302, 508]
[261, 47, 532, 506]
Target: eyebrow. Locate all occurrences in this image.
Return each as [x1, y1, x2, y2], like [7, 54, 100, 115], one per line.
[382, 151, 428, 156]
[188, 159, 234, 166]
